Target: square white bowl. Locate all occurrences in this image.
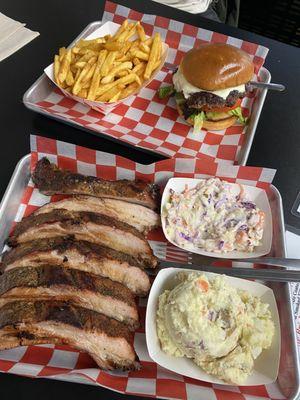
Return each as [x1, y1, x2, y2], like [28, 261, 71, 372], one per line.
[161, 177, 273, 259]
[146, 267, 281, 386]
[44, 21, 169, 115]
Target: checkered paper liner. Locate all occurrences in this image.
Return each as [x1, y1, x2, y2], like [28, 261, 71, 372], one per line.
[31, 0, 269, 164]
[0, 135, 288, 400]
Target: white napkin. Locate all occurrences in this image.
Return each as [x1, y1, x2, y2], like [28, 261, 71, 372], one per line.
[151, 0, 212, 14]
[0, 12, 39, 61]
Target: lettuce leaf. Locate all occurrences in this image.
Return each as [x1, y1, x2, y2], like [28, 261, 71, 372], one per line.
[174, 91, 185, 106]
[229, 107, 247, 124]
[158, 86, 174, 99]
[190, 111, 206, 134]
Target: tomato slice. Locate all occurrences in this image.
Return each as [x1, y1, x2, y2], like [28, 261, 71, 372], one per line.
[202, 98, 242, 113]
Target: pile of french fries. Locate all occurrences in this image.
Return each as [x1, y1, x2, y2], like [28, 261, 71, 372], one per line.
[53, 19, 163, 103]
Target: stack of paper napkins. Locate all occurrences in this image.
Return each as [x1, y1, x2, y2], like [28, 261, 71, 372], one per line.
[0, 12, 39, 62]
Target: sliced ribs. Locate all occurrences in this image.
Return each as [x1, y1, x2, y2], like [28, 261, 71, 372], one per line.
[32, 158, 159, 210]
[33, 196, 160, 235]
[1, 237, 151, 295]
[0, 300, 139, 370]
[8, 210, 157, 267]
[0, 265, 139, 329]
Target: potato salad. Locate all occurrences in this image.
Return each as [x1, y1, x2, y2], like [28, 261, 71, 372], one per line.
[156, 273, 274, 384]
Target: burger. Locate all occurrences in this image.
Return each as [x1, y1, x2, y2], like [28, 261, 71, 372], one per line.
[159, 43, 254, 131]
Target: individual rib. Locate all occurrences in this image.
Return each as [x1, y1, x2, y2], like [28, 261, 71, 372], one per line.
[0, 265, 139, 329]
[0, 300, 140, 370]
[32, 158, 159, 210]
[33, 196, 160, 235]
[8, 210, 157, 267]
[1, 236, 152, 295]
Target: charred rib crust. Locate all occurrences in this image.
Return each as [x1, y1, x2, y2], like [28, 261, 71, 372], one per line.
[0, 300, 134, 342]
[0, 265, 136, 308]
[1, 236, 155, 271]
[32, 158, 159, 209]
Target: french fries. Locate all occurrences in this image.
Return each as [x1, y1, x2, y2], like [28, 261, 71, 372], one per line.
[54, 55, 60, 84]
[144, 33, 161, 80]
[66, 70, 74, 86]
[144, 37, 153, 47]
[59, 47, 67, 62]
[58, 49, 71, 83]
[132, 62, 146, 77]
[77, 38, 105, 48]
[101, 61, 133, 84]
[140, 42, 150, 54]
[117, 22, 134, 42]
[119, 82, 140, 99]
[53, 18, 164, 103]
[104, 41, 123, 51]
[87, 49, 107, 101]
[97, 85, 125, 102]
[136, 22, 147, 42]
[101, 51, 117, 76]
[72, 56, 97, 95]
[133, 57, 141, 66]
[96, 73, 138, 96]
[109, 19, 128, 42]
[131, 50, 149, 61]
[116, 70, 129, 78]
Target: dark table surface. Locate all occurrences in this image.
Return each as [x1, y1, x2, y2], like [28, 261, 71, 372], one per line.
[0, 0, 299, 398]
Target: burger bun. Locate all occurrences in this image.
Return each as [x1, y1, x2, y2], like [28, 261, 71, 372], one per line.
[181, 43, 254, 91]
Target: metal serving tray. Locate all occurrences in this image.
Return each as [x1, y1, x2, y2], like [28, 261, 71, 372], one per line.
[23, 21, 271, 165]
[0, 154, 299, 399]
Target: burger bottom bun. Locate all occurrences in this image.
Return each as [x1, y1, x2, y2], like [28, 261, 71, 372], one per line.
[177, 104, 238, 131]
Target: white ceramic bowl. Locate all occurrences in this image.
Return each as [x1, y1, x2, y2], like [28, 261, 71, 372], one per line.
[161, 177, 273, 259]
[146, 267, 281, 386]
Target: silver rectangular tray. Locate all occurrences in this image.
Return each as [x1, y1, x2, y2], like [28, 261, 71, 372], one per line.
[23, 21, 270, 165]
[0, 154, 299, 399]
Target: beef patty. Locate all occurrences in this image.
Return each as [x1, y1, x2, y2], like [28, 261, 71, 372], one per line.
[186, 87, 248, 109]
[180, 83, 250, 119]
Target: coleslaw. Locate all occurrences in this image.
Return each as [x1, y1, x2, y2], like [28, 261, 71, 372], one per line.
[163, 178, 265, 253]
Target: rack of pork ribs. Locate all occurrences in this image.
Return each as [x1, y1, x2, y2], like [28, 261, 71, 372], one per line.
[0, 158, 161, 370]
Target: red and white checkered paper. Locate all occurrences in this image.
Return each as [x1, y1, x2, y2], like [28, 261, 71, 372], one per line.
[30, 0, 269, 164]
[0, 135, 287, 400]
